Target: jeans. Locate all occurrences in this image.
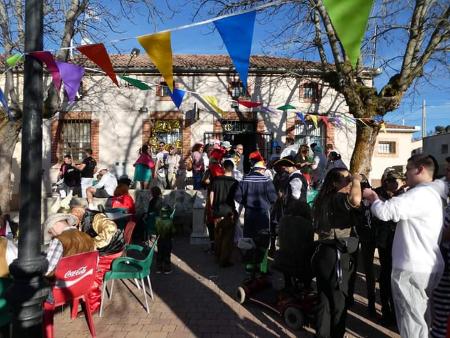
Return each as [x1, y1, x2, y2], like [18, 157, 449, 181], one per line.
[391, 268, 443, 338]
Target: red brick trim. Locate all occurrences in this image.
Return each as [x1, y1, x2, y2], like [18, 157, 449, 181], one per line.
[325, 121, 335, 146]
[150, 111, 184, 120]
[142, 119, 152, 144]
[182, 120, 191, 156]
[50, 112, 98, 164]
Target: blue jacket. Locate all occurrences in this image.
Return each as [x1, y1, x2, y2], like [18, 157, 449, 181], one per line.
[234, 172, 277, 210]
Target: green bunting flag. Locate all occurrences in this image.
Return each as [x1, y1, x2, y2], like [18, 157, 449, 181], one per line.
[6, 54, 23, 67]
[120, 76, 151, 90]
[323, 0, 373, 67]
[277, 104, 296, 111]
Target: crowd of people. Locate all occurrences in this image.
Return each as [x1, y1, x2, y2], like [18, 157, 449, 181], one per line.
[1, 136, 449, 338]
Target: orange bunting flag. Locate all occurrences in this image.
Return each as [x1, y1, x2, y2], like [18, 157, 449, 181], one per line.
[137, 31, 174, 92]
[77, 43, 118, 86]
[203, 96, 224, 116]
[309, 115, 318, 129]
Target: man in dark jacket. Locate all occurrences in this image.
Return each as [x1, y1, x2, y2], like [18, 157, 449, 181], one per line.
[210, 160, 238, 266]
[234, 160, 277, 239]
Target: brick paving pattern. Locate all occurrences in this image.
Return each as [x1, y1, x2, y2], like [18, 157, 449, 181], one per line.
[55, 237, 400, 338]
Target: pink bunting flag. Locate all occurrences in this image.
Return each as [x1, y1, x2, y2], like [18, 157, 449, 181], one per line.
[77, 43, 118, 86]
[56, 61, 85, 102]
[29, 51, 62, 90]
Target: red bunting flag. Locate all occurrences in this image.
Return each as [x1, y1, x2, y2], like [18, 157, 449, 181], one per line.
[77, 43, 118, 86]
[238, 100, 261, 108]
[320, 116, 330, 127]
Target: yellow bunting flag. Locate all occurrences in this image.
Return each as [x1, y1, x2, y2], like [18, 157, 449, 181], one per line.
[309, 114, 318, 129]
[137, 31, 174, 92]
[203, 96, 224, 116]
[380, 122, 386, 133]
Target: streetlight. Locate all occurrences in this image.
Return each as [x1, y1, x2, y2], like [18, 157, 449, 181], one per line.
[7, 0, 48, 337]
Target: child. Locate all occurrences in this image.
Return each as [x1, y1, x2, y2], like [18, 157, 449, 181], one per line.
[155, 206, 175, 274]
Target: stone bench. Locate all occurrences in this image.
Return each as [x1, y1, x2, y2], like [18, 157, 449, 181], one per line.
[41, 189, 208, 243]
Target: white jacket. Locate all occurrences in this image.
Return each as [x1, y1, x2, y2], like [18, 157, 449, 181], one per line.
[371, 179, 448, 273]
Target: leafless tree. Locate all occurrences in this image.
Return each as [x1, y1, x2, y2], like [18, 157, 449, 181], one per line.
[195, 0, 449, 174]
[0, 0, 166, 212]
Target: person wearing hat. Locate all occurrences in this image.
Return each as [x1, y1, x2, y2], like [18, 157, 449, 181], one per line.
[86, 168, 118, 209]
[234, 159, 277, 240]
[44, 213, 95, 276]
[155, 206, 176, 274]
[275, 156, 308, 207]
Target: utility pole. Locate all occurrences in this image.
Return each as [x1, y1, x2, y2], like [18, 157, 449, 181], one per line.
[422, 99, 427, 139]
[7, 0, 48, 337]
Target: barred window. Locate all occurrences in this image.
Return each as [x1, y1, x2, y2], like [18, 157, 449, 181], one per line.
[61, 120, 91, 162]
[157, 82, 172, 97]
[301, 82, 320, 102]
[294, 121, 325, 148]
[378, 141, 396, 154]
[228, 81, 249, 99]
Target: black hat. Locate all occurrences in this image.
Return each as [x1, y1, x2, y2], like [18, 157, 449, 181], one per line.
[274, 155, 296, 167]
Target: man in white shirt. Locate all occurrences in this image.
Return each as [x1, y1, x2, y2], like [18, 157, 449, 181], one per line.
[275, 156, 308, 206]
[364, 154, 448, 338]
[86, 168, 118, 209]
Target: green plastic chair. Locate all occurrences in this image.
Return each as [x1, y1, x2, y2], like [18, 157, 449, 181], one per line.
[99, 239, 158, 316]
[0, 278, 12, 328]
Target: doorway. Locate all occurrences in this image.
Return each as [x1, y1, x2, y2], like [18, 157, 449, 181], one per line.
[224, 133, 257, 173]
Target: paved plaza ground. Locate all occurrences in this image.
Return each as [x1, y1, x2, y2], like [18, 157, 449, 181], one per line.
[55, 236, 400, 338]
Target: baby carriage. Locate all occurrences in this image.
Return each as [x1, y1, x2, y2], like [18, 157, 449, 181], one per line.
[236, 225, 317, 331]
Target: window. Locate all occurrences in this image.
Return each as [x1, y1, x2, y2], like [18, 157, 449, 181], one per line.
[442, 144, 449, 154]
[294, 121, 326, 148]
[149, 120, 182, 153]
[301, 82, 320, 102]
[157, 82, 173, 97]
[61, 120, 91, 162]
[378, 141, 396, 154]
[228, 81, 249, 99]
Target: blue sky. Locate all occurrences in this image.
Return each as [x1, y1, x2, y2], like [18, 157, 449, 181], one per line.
[80, 1, 449, 137]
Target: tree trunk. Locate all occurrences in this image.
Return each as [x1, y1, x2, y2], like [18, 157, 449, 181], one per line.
[0, 118, 21, 213]
[349, 122, 380, 176]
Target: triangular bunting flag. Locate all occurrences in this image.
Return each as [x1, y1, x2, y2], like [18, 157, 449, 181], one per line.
[137, 31, 174, 92]
[261, 106, 277, 114]
[120, 76, 151, 90]
[320, 116, 330, 127]
[296, 112, 306, 125]
[277, 104, 296, 111]
[170, 88, 186, 109]
[0, 88, 10, 117]
[323, 0, 373, 67]
[309, 115, 318, 129]
[238, 100, 261, 108]
[380, 122, 387, 133]
[203, 96, 224, 116]
[30, 51, 62, 90]
[214, 11, 256, 89]
[56, 61, 85, 102]
[332, 116, 342, 127]
[77, 43, 118, 86]
[6, 54, 23, 67]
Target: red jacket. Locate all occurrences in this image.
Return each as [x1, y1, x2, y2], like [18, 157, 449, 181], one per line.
[111, 194, 136, 214]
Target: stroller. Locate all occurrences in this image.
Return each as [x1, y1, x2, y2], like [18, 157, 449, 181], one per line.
[236, 225, 317, 331]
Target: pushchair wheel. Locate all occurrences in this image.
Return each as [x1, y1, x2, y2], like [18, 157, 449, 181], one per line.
[236, 286, 246, 304]
[283, 306, 304, 331]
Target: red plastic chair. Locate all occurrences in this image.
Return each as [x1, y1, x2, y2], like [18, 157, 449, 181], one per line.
[44, 251, 99, 338]
[124, 220, 136, 245]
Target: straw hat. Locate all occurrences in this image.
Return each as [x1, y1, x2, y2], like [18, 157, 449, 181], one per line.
[43, 213, 79, 244]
